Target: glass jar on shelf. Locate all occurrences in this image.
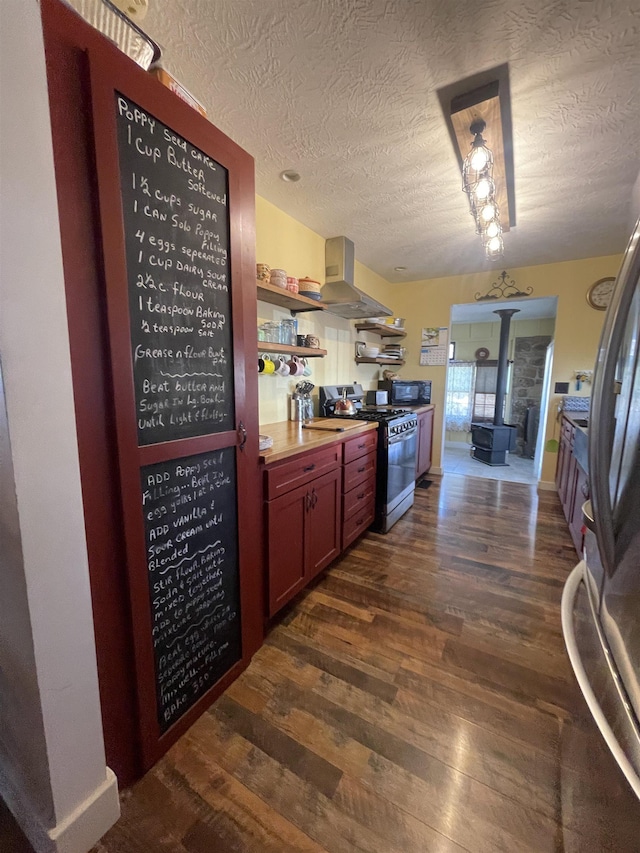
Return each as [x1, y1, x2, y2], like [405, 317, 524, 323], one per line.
[281, 318, 296, 346]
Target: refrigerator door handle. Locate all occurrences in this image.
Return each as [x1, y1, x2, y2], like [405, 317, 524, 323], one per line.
[562, 562, 640, 799]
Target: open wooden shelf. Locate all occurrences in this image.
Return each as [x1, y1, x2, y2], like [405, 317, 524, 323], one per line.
[354, 322, 406, 338]
[258, 342, 326, 358]
[355, 357, 405, 366]
[257, 281, 326, 314]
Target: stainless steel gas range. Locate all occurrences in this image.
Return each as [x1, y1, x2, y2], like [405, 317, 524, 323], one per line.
[319, 384, 417, 533]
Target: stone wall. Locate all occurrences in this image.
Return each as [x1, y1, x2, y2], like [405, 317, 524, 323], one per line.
[511, 336, 552, 456]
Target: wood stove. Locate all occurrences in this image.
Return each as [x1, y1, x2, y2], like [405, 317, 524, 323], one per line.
[471, 422, 518, 466]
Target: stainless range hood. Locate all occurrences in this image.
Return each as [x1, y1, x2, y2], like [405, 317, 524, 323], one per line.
[322, 236, 392, 319]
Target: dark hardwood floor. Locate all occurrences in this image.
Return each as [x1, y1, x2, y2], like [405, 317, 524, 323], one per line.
[7, 475, 640, 852]
[92, 474, 640, 852]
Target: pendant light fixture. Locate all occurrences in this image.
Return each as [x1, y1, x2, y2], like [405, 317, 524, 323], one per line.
[438, 69, 516, 263]
[461, 119, 503, 259]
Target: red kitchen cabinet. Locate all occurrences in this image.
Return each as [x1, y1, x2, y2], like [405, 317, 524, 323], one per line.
[266, 464, 341, 616]
[415, 407, 434, 479]
[555, 414, 589, 557]
[569, 463, 589, 556]
[341, 433, 376, 550]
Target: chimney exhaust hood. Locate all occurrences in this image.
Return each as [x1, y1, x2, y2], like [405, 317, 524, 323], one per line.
[322, 236, 392, 320]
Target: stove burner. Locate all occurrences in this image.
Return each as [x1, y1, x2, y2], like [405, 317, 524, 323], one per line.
[359, 407, 411, 416]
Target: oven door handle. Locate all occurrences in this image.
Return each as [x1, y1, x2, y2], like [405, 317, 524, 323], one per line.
[388, 427, 417, 445]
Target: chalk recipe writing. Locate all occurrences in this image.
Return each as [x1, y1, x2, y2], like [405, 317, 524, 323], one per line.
[115, 94, 234, 446]
[142, 448, 241, 731]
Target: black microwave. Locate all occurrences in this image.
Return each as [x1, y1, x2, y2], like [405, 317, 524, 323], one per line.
[378, 379, 431, 406]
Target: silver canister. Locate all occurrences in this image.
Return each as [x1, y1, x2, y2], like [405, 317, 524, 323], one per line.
[290, 393, 305, 422]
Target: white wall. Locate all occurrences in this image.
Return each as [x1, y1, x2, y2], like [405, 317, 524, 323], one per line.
[0, 2, 119, 850]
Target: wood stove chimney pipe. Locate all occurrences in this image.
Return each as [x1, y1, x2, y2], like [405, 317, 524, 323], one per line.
[493, 308, 519, 426]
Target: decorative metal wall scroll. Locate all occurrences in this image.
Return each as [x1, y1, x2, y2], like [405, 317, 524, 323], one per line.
[475, 270, 533, 301]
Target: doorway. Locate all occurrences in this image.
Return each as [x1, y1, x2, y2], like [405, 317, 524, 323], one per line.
[442, 297, 558, 485]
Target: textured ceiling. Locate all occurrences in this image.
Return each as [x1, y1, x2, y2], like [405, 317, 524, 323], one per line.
[138, 1, 639, 281]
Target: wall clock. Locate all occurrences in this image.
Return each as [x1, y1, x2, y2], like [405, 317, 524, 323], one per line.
[586, 277, 615, 311]
[475, 347, 490, 360]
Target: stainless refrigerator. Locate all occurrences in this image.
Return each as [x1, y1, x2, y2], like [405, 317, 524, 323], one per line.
[562, 216, 640, 800]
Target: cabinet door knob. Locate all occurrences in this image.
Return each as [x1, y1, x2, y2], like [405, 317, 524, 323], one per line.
[311, 488, 318, 508]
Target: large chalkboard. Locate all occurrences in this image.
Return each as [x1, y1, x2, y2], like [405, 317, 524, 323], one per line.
[141, 448, 241, 731]
[115, 94, 234, 446]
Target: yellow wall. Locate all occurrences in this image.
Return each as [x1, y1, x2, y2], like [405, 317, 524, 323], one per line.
[256, 196, 396, 424]
[388, 257, 620, 484]
[451, 317, 556, 361]
[256, 195, 620, 486]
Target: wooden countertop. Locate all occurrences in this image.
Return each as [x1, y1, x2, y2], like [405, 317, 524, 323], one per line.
[259, 419, 378, 465]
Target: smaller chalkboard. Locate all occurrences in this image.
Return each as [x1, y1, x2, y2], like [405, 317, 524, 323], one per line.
[141, 447, 241, 730]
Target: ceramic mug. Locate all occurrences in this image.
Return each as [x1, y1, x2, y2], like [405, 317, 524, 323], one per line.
[274, 356, 290, 377]
[287, 356, 304, 376]
[259, 354, 275, 374]
[302, 358, 312, 377]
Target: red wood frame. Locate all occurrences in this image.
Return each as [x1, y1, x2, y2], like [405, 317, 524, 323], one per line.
[40, 0, 263, 776]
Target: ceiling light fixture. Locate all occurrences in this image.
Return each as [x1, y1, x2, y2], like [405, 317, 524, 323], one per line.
[461, 119, 502, 259]
[280, 169, 301, 182]
[394, 266, 407, 272]
[437, 68, 516, 262]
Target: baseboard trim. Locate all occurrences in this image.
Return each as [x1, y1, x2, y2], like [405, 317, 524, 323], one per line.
[2, 767, 119, 853]
[430, 466, 444, 475]
[537, 480, 556, 492]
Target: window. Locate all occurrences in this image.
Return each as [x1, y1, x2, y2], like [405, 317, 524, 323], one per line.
[473, 360, 498, 422]
[445, 361, 476, 432]
[473, 392, 496, 421]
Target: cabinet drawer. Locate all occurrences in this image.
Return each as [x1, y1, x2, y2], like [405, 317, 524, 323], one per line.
[343, 430, 377, 464]
[343, 450, 376, 492]
[342, 503, 375, 549]
[343, 472, 375, 521]
[562, 419, 575, 444]
[265, 446, 341, 499]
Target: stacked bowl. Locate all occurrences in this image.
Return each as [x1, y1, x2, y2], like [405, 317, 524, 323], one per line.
[298, 276, 322, 301]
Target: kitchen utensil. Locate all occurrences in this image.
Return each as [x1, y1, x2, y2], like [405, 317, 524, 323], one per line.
[270, 268, 287, 288]
[366, 390, 389, 406]
[281, 318, 296, 346]
[335, 388, 356, 416]
[256, 263, 270, 282]
[287, 356, 304, 376]
[301, 423, 345, 432]
[290, 393, 306, 421]
[298, 276, 321, 297]
[259, 434, 273, 451]
[259, 354, 275, 374]
[274, 356, 290, 376]
[356, 342, 380, 358]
